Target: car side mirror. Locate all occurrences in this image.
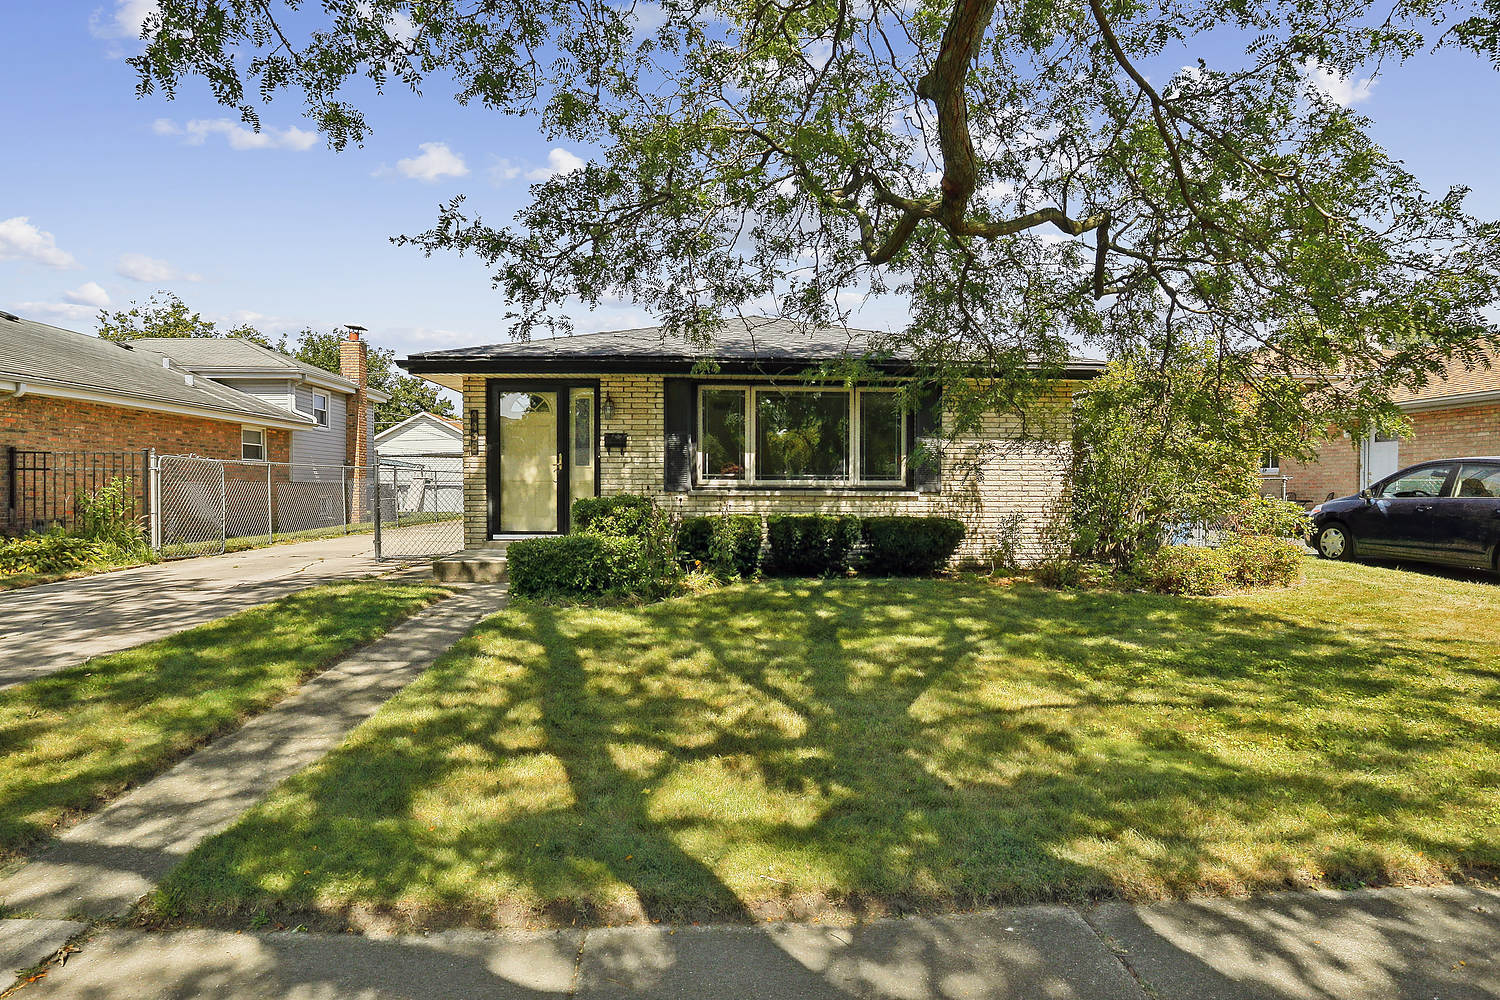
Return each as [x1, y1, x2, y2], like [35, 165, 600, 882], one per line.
[1359, 488, 1374, 504]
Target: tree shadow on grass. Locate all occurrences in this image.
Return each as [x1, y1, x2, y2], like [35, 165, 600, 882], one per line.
[152, 573, 1500, 937]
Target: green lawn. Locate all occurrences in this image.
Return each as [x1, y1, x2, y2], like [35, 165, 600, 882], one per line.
[0, 578, 450, 867]
[148, 560, 1500, 930]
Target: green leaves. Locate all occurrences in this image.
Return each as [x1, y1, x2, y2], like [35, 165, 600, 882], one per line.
[131, 0, 1500, 441]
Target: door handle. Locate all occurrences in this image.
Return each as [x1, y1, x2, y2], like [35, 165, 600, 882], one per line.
[1415, 504, 1434, 512]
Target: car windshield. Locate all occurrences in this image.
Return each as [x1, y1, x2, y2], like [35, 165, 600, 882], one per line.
[1379, 466, 1453, 498]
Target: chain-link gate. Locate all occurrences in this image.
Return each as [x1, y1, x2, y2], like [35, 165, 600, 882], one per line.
[373, 453, 463, 560]
[157, 455, 227, 557]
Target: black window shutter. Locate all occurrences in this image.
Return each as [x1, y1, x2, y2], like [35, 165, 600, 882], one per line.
[663, 378, 695, 493]
[911, 386, 942, 493]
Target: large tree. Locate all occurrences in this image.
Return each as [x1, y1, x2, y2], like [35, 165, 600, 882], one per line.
[130, 0, 1500, 442]
[97, 290, 279, 347]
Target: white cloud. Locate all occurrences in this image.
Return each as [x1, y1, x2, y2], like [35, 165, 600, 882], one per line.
[395, 142, 470, 182]
[115, 252, 203, 283]
[154, 117, 320, 151]
[88, 0, 156, 39]
[15, 301, 97, 325]
[0, 217, 78, 269]
[63, 281, 111, 308]
[487, 157, 523, 184]
[1302, 60, 1375, 107]
[525, 148, 586, 182]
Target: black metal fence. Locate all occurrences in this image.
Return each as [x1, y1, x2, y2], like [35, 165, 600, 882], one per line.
[2, 448, 152, 537]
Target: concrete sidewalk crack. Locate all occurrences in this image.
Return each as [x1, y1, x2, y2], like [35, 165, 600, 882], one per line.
[1075, 905, 1160, 1000]
[568, 928, 589, 998]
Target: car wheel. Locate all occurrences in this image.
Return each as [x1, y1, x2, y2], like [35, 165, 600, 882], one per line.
[1316, 523, 1354, 561]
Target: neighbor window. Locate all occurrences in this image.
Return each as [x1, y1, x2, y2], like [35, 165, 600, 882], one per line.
[241, 427, 265, 461]
[1260, 450, 1280, 474]
[313, 393, 329, 427]
[696, 385, 906, 487]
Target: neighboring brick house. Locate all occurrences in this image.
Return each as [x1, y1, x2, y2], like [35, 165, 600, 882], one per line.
[1278, 352, 1500, 502]
[402, 317, 1104, 562]
[1, 311, 388, 532]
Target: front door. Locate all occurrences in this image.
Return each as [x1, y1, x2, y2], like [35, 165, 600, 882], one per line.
[1361, 432, 1400, 489]
[489, 383, 598, 535]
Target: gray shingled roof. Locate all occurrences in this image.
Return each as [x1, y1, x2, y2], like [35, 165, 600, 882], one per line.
[134, 337, 364, 393]
[404, 315, 1104, 375]
[0, 312, 316, 428]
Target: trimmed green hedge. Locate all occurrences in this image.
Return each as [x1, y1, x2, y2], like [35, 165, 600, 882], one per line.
[861, 517, 966, 575]
[507, 534, 648, 598]
[572, 495, 655, 537]
[678, 515, 762, 579]
[765, 514, 861, 576]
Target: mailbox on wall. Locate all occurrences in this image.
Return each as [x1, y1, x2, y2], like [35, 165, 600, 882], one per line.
[602, 432, 628, 453]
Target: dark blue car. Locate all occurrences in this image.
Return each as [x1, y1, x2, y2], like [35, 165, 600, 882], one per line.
[1309, 458, 1500, 571]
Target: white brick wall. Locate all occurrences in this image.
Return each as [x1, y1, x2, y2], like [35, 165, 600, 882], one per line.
[462, 373, 1076, 562]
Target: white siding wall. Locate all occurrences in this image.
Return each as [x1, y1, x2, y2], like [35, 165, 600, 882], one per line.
[376, 419, 462, 456]
[213, 378, 296, 415]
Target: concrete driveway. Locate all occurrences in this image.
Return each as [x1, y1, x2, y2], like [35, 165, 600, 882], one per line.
[0, 534, 415, 690]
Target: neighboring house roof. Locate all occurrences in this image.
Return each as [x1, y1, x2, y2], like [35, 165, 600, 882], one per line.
[402, 316, 1107, 387]
[0, 311, 315, 430]
[373, 411, 464, 447]
[134, 337, 391, 403]
[1392, 350, 1500, 410]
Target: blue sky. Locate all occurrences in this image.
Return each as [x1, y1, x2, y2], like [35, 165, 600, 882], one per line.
[3, 1, 1499, 379]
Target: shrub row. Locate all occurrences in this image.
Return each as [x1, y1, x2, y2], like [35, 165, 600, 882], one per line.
[0, 528, 150, 577]
[507, 496, 973, 599]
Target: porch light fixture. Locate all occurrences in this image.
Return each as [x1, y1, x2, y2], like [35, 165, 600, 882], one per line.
[600, 393, 616, 422]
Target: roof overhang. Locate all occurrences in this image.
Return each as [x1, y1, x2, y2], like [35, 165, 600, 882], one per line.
[193, 365, 391, 402]
[1398, 389, 1500, 412]
[5, 379, 316, 430]
[403, 356, 1107, 385]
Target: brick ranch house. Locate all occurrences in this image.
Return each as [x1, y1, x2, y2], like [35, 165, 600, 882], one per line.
[0, 311, 386, 532]
[402, 317, 1104, 562]
[1277, 352, 1500, 502]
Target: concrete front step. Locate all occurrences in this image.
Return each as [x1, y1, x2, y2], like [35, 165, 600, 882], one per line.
[434, 549, 509, 583]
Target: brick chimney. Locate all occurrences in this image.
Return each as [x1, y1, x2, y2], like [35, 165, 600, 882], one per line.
[339, 324, 371, 484]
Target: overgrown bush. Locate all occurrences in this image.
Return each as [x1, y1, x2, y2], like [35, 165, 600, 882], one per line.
[572, 495, 655, 537]
[1224, 494, 1313, 540]
[1221, 534, 1304, 589]
[678, 514, 761, 579]
[74, 477, 147, 550]
[1135, 545, 1233, 595]
[860, 516, 965, 575]
[507, 534, 650, 598]
[765, 514, 860, 576]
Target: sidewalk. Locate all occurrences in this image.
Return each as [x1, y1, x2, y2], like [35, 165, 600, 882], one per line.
[0, 585, 507, 920]
[0, 534, 409, 690]
[5, 886, 1498, 999]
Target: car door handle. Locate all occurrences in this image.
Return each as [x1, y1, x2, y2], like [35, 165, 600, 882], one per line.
[1415, 504, 1434, 512]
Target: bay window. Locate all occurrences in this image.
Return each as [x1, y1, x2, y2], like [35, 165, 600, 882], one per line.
[697, 385, 906, 487]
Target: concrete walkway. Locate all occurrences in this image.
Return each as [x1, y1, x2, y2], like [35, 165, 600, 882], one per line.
[5, 886, 1497, 999]
[0, 534, 417, 690]
[0, 585, 506, 921]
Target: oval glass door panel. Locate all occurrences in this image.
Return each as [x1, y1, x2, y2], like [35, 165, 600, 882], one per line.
[498, 392, 557, 532]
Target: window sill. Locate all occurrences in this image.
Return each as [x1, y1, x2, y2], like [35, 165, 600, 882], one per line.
[689, 485, 921, 497]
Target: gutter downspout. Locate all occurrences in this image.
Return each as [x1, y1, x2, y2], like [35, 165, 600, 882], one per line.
[0, 380, 25, 399]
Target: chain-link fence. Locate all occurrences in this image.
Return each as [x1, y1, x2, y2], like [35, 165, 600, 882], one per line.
[373, 453, 463, 560]
[155, 455, 376, 558]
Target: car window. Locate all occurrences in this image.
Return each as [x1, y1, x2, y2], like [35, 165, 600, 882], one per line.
[1379, 465, 1453, 498]
[1452, 463, 1500, 498]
